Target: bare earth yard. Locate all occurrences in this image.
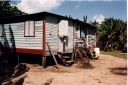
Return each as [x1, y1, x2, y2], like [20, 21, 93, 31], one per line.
[23, 54, 127, 85]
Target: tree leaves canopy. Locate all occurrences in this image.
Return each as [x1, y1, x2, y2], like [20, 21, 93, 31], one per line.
[90, 18, 127, 52]
[0, 1, 22, 18]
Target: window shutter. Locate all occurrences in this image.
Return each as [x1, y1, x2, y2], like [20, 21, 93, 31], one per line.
[29, 21, 34, 36]
[24, 21, 35, 37]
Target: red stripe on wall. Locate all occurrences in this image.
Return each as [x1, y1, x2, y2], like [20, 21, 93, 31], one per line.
[16, 48, 43, 54]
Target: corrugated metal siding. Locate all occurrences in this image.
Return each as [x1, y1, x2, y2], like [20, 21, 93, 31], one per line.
[65, 21, 73, 53]
[86, 27, 96, 47]
[58, 37, 63, 52]
[45, 16, 58, 55]
[0, 25, 2, 41]
[73, 23, 80, 47]
[87, 34, 96, 46]
[4, 21, 43, 50]
[58, 20, 69, 37]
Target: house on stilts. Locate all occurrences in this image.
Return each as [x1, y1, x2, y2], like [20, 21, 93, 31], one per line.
[0, 12, 96, 67]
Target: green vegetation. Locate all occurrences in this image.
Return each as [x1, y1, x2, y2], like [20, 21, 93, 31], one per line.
[0, 1, 22, 18]
[90, 18, 127, 52]
[101, 51, 127, 59]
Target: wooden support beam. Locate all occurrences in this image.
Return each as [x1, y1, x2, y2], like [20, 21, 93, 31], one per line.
[82, 49, 90, 60]
[42, 18, 46, 68]
[42, 57, 46, 68]
[46, 42, 59, 68]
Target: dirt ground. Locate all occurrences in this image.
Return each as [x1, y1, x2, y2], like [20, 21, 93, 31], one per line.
[23, 54, 127, 85]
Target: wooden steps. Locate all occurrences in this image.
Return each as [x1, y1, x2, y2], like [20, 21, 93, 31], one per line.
[65, 60, 74, 64]
[65, 60, 74, 66]
[58, 52, 74, 66]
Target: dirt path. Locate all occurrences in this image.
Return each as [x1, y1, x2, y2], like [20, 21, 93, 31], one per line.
[23, 54, 127, 85]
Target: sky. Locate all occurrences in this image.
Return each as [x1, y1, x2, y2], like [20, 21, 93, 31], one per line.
[10, 0, 127, 24]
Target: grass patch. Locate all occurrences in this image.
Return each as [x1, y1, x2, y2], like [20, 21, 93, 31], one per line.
[101, 51, 127, 59]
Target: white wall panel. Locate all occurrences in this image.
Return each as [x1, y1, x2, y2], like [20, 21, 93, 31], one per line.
[86, 27, 96, 47]
[73, 23, 80, 47]
[58, 20, 69, 37]
[65, 21, 73, 53]
[4, 20, 43, 50]
[45, 16, 58, 55]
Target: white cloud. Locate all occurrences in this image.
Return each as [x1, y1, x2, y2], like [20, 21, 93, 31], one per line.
[61, 0, 119, 1]
[92, 14, 105, 24]
[17, 0, 63, 14]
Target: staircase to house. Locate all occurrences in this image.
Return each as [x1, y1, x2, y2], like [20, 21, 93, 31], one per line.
[58, 52, 74, 66]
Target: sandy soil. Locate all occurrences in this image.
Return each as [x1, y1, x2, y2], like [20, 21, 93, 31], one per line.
[23, 54, 127, 85]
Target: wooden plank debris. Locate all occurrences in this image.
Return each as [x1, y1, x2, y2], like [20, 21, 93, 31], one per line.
[2, 74, 27, 85]
[82, 49, 90, 60]
[46, 42, 59, 68]
[76, 48, 89, 64]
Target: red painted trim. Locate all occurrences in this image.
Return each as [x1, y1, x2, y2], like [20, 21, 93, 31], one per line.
[43, 19, 46, 57]
[0, 48, 43, 54]
[16, 48, 43, 54]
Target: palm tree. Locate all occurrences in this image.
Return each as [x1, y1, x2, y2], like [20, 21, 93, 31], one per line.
[99, 18, 127, 51]
[90, 18, 127, 52]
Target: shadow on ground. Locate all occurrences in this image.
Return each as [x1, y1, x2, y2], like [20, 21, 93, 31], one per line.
[110, 67, 127, 76]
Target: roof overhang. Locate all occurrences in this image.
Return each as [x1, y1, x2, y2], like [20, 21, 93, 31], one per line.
[0, 11, 97, 29]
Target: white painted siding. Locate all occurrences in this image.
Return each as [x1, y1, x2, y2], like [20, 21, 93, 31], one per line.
[58, 37, 63, 52]
[0, 25, 2, 37]
[58, 20, 69, 37]
[73, 23, 80, 47]
[65, 21, 73, 53]
[86, 27, 96, 47]
[25, 21, 35, 36]
[87, 34, 96, 46]
[45, 16, 58, 55]
[4, 21, 43, 50]
[0, 25, 2, 42]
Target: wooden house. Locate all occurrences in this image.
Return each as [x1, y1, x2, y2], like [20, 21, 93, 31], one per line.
[0, 12, 96, 66]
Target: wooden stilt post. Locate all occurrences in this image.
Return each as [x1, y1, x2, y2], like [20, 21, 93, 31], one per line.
[42, 55, 46, 68]
[42, 18, 46, 68]
[17, 54, 20, 65]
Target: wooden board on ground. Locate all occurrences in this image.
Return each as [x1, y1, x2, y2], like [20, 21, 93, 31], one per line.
[76, 48, 89, 64]
[2, 74, 27, 85]
[46, 42, 59, 68]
